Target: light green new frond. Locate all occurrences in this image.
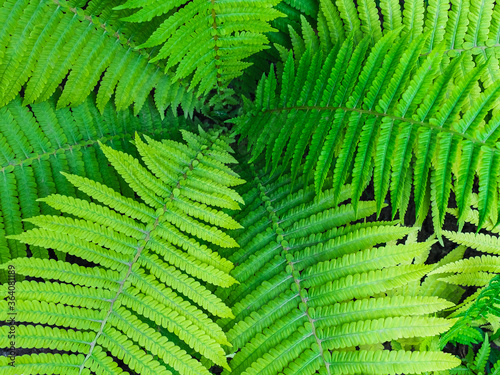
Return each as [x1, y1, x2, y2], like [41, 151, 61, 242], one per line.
[0, 324, 94, 354]
[0, 352, 88, 375]
[312, 296, 454, 328]
[357, 0, 382, 44]
[442, 230, 500, 255]
[319, 315, 452, 350]
[0, 279, 114, 310]
[423, 0, 449, 52]
[308, 265, 434, 307]
[302, 241, 434, 288]
[465, 0, 495, 48]
[429, 229, 500, 311]
[403, 0, 425, 41]
[431, 256, 500, 276]
[0, 257, 122, 291]
[379, 0, 403, 32]
[217, 161, 458, 375]
[12, 227, 130, 271]
[438, 272, 495, 287]
[1, 128, 244, 374]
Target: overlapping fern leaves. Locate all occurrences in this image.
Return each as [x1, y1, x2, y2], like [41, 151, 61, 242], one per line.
[274, 0, 500, 124]
[4, 0, 500, 373]
[215, 161, 460, 374]
[440, 273, 500, 347]
[0, 93, 192, 284]
[0, 0, 200, 114]
[288, 0, 500, 73]
[431, 198, 500, 316]
[233, 26, 500, 236]
[116, 0, 284, 95]
[0, 127, 244, 374]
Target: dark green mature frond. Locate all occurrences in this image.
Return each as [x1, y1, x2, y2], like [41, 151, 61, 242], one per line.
[115, 0, 284, 95]
[215, 161, 460, 375]
[0, 93, 193, 283]
[233, 29, 500, 233]
[0, 0, 200, 115]
[0, 128, 244, 374]
[440, 273, 500, 351]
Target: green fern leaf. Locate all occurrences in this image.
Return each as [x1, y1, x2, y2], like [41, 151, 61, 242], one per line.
[0, 0, 199, 114]
[216, 161, 459, 374]
[233, 27, 500, 232]
[118, 0, 284, 95]
[0, 93, 192, 283]
[0, 128, 243, 374]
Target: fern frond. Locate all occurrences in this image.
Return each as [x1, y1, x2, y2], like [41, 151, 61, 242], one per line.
[0, 128, 244, 374]
[431, 229, 500, 318]
[305, 0, 500, 61]
[0, 93, 191, 283]
[115, 0, 284, 95]
[326, 350, 462, 374]
[0, 0, 200, 114]
[233, 28, 500, 231]
[216, 162, 460, 374]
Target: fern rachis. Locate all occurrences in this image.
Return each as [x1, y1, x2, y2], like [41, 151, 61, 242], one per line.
[0, 128, 244, 374]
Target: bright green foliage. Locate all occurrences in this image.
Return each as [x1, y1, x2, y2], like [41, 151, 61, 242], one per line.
[269, 0, 318, 47]
[441, 274, 500, 347]
[0, 0, 200, 114]
[6, 0, 500, 373]
[447, 335, 498, 374]
[440, 276, 500, 374]
[233, 25, 500, 234]
[0, 93, 192, 283]
[116, 0, 284, 95]
[430, 231, 500, 304]
[301, 0, 500, 61]
[430, 199, 500, 324]
[215, 162, 460, 374]
[0, 128, 244, 374]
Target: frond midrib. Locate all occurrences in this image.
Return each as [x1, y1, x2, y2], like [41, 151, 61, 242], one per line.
[263, 104, 485, 145]
[77, 132, 223, 373]
[247, 164, 331, 374]
[0, 126, 174, 174]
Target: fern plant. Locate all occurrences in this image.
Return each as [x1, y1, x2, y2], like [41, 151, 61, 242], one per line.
[5, 0, 500, 373]
[0, 127, 244, 374]
[0, 0, 200, 114]
[115, 0, 284, 95]
[440, 277, 500, 375]
[427, 199, 500, 374]
[233, 21, 500, 237]
[446, 335, 500, 375]
[214, 161, 460, 374]
[0, 92, 196, 283]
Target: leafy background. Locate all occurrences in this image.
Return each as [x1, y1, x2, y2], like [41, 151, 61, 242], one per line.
[2, 0, 500, 374]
